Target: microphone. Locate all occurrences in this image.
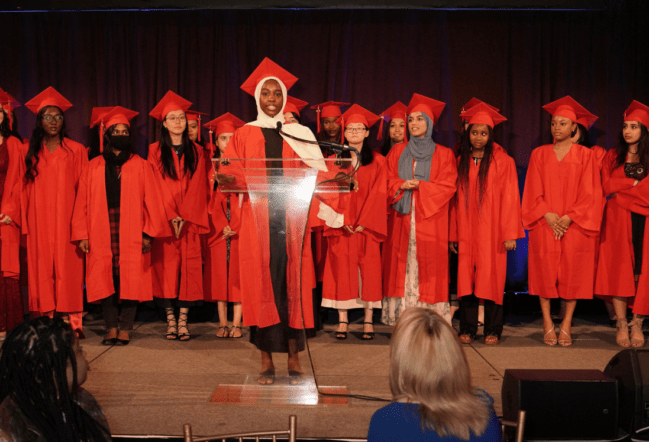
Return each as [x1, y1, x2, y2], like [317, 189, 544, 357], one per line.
[276, 122, 359, 155]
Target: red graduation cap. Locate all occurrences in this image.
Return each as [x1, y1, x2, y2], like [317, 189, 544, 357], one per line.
[624, 100, 649, 129]
[407, 93, 445, 124]
[25, 86, 72, 114]
[149, 91, 192, 122]
[459, 103, 507, 129]
[460, 97, 499, 116]
[284, 96, 308, 117]
[576, 113, 598, 129]
[204, 113, 246, 158]
[90, 106, 139, 153]
[542, 96, 590, 123]
[377, 101, 408, 141]
[186, 110, 209, 142]
[335, 104, 380, 144]
[310, 101, 350, 133]
[240, 57, 298, 97]
[0, 88, 21, 130]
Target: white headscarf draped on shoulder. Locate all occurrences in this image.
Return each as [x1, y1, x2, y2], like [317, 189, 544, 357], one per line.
[246, 75, 342, 227]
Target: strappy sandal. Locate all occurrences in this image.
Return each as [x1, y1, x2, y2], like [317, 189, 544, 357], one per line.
[335, 321, 348, 340]
[629, 317, 645, 348]
[165, 309, 178, 340]
[558, 327, 572, 347]
[616, 318, 630, 348]
[216, 325, 229, 338]
[459, 332, 475, 344]
[543, 326, 557, 346]
[362, 322, 375, 340]
[229, 325, 242, 338]
[177, 312, 190, 342]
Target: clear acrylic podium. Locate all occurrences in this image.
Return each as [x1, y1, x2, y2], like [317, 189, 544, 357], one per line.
[210, 157, 354, 405]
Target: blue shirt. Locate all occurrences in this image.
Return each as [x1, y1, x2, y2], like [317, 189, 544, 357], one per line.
[367, 394, 501, 442]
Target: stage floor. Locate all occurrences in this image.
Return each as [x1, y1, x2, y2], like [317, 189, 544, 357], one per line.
[73, 312, 624, 439]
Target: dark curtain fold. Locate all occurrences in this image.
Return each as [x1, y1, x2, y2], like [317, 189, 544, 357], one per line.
[2, 8, 649, 289]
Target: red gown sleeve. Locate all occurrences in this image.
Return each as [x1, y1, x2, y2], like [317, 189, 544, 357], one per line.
[417, 147, 458, 220]
[615, 177, 649, 216]
[355, 155, 388, 242]
[178, 146, 209, 233]
[147, 143, 179, 222]
[142, 160, 170, 238]
[522, 149, 552, 229]
[385, 143, 408, 204]
[499, 155, 525, 241]
[601, 150, 635, 197]
[70, 166, 89, 241]
[1, 137, 25, 224]
[565, 148, 602, 233]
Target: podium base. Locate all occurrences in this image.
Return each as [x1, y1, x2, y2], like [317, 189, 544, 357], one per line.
[210, 380, 349, 405]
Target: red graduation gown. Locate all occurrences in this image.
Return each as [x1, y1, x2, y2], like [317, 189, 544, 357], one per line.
[522, 144, 602, 299]
[204, 188, 242, 302]
[219, 125, 318, 329]
[322, 151, 388, 303]
[148, 142, 209, 302]
[71, 154, 168, 302]
[449, 146, 524, 304]
[595, 150, 649, 313]
[382, 143, 458, 304]
[0, 136, 24, 279]
[20, 138, 87, 313]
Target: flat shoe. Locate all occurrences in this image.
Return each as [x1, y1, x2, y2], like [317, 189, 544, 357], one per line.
[102, 337, 118, 346]
[459, 333, 475, 344]
[117, 331, 131, 346]
[257, 369, 275, 385]
[484, 335, 499, 345]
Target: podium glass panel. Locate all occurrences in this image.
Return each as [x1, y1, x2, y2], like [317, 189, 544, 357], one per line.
[211, 158, 354, 404]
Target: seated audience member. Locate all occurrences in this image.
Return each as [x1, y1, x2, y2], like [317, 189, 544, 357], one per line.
[0, 317, 111, 441]
[367, 307, 501, 442]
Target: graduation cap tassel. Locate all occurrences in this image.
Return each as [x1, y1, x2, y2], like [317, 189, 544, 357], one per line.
[100, 121, 105, 153]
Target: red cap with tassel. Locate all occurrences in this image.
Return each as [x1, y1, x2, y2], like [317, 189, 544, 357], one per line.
[310, 101, 349, 133]
[186, 110, 208, 142]
[90, 106, 139, 153]
[377, 101, 407, 141]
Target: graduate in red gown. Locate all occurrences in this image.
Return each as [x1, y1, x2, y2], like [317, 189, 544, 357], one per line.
[449, 103, 524, 345]
[378, 102, 408, 157]
[186, 110, 213, 194]
[0, 92, 24, 336]
[452, 98, 500, 155]
[321, 104, 387, 341]
[522, 96, 603, 346]
[6, 88, 87, 336]
[203, 113, 245, 338]
[148, 91, 209, 341]
[217, 58, 342, 384]
[283, 96, 308, 125]
[595, 101, 649, 348]
[382, 93, 457, 326]
[72, 107, 167, 345]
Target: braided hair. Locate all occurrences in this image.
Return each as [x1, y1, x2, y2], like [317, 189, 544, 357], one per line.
[0, 317, 110, 442]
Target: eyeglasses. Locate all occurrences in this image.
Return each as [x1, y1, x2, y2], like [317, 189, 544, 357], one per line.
[166, 116, 186, 123]
[344, 127, 367, 133]
[42, 115, 64, 122]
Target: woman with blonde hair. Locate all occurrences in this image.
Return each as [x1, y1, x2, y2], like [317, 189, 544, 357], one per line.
[368, 307, 500, 441]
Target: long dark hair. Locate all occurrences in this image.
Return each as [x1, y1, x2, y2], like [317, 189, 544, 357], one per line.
[25, 106, 70, 182]
[574, 123, 593, 148]
[0, 317, 110, 442]
[380, 122, 409, 157]
[158, 120, 197, 180]
[342, 134, 374, 166]
[614, 123, 649, 172]
[456, 124, 495, 210]
[0, 110, 11, 138]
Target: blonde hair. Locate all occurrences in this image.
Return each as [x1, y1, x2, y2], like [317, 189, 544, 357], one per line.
[389, 307, 490, 440]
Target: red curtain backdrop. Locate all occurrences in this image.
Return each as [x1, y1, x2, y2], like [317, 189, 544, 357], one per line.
[2, 8, 648, 288]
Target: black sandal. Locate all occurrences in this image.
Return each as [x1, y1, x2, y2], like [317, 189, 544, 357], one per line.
[335, 321, 349, 340]
[178, 312, 190, 341]
[216, 325, 229, 338]
[362, 322, 375, 340]
[165, 309, 178, 340]
[102, 328, 118, 346]
[258, 369, 275, 385]
[229, 325, 243, 338]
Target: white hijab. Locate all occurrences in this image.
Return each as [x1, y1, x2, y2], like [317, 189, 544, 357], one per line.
[246, 76, 342, 227]
[246, 76, 327, 172]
